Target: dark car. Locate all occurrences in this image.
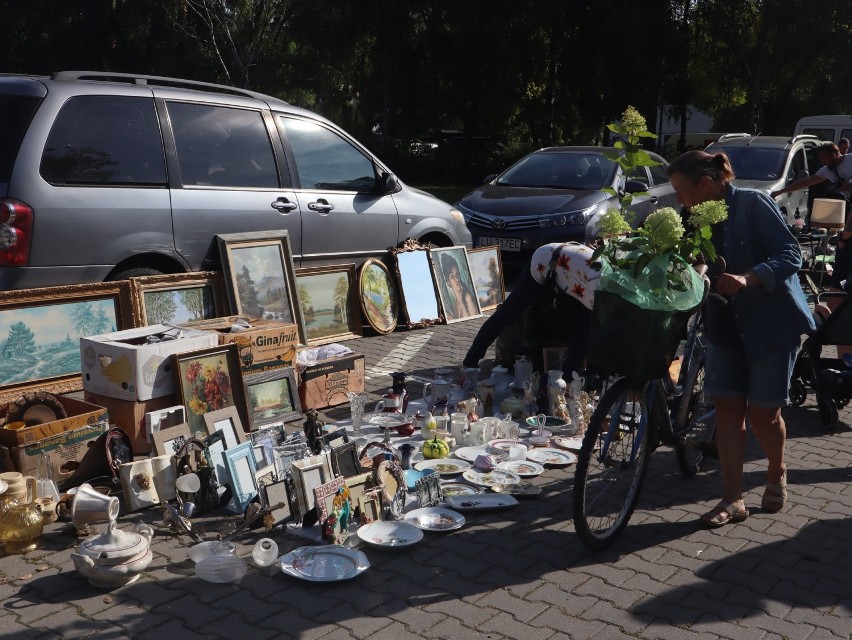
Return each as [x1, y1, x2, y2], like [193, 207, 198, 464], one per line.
[456, 146, 677, 273]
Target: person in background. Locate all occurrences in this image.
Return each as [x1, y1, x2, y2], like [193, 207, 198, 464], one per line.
[462, 242, 600, 375]
[839, 137, 850, 155]
[669, 150, 815, 528]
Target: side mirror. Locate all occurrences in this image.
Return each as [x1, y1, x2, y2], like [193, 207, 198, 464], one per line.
[379, 171, 400, 194]
[794, 169, 809, 181]
[483, 174, 498, 184]
[624, 179, 649, 193]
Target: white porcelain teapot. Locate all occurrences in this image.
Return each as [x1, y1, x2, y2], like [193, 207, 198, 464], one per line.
[72, 521, 154, 589]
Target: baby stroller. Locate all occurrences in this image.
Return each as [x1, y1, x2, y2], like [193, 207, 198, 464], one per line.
[790, 291, 852, 429]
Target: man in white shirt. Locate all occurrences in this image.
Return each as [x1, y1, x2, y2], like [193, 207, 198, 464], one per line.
[771, 142, 852, 203]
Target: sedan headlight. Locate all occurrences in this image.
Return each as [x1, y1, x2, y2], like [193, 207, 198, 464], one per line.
[538, 205, 600, 228]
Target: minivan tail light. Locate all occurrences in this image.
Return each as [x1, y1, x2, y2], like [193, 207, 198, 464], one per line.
[0, 199, 34, 266]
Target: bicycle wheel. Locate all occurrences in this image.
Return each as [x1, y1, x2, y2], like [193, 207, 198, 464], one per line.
[572, 377, 653, 551]
[673, 355, 716, 476]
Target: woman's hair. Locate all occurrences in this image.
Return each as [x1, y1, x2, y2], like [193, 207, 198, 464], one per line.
[441, 253, 459, 276]
[666, 150, 735, 184]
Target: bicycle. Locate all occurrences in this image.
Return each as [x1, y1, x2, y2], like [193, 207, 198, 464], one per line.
[572, 291, 717, 551]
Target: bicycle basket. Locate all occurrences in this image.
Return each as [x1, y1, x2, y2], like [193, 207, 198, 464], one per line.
[587, 290, 690, 380]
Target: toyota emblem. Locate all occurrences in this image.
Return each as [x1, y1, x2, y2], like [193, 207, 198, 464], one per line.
[491, 218, 506, 230]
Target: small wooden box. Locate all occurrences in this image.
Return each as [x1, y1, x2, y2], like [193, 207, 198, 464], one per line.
[298, 354, 365, 410]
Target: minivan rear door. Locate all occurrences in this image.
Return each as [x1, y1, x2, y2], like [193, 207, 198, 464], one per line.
[275, 115, 399, 262]
[165, 100, 303, 269]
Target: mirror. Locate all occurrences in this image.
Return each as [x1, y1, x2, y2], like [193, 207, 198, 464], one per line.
[624, 179, 648, 193]
[379, 171, 399, 193]
[392, 239, 441, 328]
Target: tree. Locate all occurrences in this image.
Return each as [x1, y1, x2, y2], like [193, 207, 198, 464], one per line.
[6, 322, 35, 356]
[146, 291, 179, 324]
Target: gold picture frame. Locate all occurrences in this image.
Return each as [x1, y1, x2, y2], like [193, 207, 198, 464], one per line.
[0, 281, 135, 405]
[295, 264, 363, 345]
[130, 271, 226, 326]
[357, 258, 398, 335]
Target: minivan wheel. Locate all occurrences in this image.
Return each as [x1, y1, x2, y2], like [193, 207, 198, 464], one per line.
[107, 267, 164, 281]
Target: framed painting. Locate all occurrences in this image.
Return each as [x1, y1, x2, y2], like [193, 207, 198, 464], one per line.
[243, 367, 302, 429]
[291, 453, 334, 515]
[216, 230, 307, 345]
[130, 271, 225, 326]
[223, 440, 259, 514]
[358, 490, 382, 524]
[151, 422, 192, 457]
[357, 258, 398, 335]
[467, 246, 505, 311]
[391, 239, 441, 328]
[262, 478, 293, 526]
[202, 405, 247, 451]
[295, 264, 363, 345]
[430, 246, 482, 323]
[173, 344, 247, 436]
[0, 281, 134, 405]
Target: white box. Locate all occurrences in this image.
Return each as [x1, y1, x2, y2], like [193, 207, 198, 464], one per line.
[80, 324, 218, 401]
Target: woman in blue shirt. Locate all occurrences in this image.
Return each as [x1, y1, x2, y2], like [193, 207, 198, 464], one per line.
[667, 150, 815, 528]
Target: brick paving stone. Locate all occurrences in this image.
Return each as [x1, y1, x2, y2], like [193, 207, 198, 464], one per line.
[476, 588, 549, 622]
[478, 611, 554, 640]
[784, 606, 851, 638]
[313, 604, 392, 639]
[743, 611, 818, 640]
[689, 615, 772, 640]
[423, 597, 500, 628]
[371, 621, 440, 640]
[196, 612, 281, 639]
[29, 607, 114, 639]
[572, 576, 645, 611]
[529, 606, 609, 639]
[579, 599, 654, 636]
[421, 616, 504, 640]
[387, 607, 451, 635]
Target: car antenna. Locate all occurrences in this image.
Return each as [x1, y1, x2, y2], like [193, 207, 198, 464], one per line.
[746, 132, 761, 146]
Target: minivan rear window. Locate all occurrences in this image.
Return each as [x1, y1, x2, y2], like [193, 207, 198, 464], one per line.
[40, 96, 167, 185]
[0, 95, 41, 184]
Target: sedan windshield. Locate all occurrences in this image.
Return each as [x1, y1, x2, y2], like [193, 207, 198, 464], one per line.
[712, 146, 786, 181]
[496, 152, 616, 190]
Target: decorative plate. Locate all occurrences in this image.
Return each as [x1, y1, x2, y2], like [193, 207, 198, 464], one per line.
[497, 459, 545, 478]
[492, 482, 542, 496]
[526, 448, 577, 466]
[462, 468, 521, 487]
[280, 545, 370, 582]
[487, 438, 526, 450]
[365, 412, 413, 429]
[444, 493, 519, 511]
[551, 435, 587, 452]
[357, 520, 424, 549]
[454, 445, 506, 463]
[413, 458, 471, 476]
[440, 481, 484, 498]
[404, 507, 466, 531]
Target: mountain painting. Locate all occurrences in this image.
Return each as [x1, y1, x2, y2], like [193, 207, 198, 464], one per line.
[229, 244, 293, 321]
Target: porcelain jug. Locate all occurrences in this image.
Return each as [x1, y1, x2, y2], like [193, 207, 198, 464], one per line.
[390, 372, 410, 412]
[449, 412, 469, 444]
[374, 390, 403, 413]
[422, 376, 451, 410]
[476, 379, 495, 416]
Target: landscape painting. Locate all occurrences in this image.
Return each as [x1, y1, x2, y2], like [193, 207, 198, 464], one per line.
[467, 246, 505, 311]
[0, 282, 135, 402]
[358, 258, 398, 335]
[131, 272, 225, 326]
[295, 265, 362, 345]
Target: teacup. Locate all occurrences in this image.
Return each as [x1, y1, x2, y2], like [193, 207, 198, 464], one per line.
[72, 482, 120, 529]
[35, 496, 58, 524]
[0, 472, 36, 502]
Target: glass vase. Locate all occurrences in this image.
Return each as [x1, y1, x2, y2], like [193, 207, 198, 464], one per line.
[346, 391, 369, 437]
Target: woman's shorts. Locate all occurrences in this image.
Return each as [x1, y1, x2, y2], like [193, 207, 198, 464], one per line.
[704, 340, 800, 407]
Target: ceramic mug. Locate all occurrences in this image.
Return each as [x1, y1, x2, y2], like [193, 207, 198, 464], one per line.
[476, 417, 500, 443]
[497, 419, 521, 439]
[72, 482, 120, 529]
[35, 496, 58, 524]
[0, 472, 36, 502]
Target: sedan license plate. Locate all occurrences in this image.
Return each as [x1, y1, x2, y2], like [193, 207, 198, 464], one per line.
[478, 237, 521, 252]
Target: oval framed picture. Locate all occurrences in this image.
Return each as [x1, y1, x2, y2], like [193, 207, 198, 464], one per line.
[358, 258, 398, 335]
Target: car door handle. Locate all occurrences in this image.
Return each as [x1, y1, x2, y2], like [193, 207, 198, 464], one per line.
[271, 197, 297, 213]
[649, 196, 659, 204]
[307, 199, 334, 215]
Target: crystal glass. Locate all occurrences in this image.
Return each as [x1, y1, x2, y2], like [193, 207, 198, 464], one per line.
[252, 538, 279, 568]
[346, 391, 369, 437]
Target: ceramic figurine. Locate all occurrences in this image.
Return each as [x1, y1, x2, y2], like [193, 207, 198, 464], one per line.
[522, 380, 538, 419]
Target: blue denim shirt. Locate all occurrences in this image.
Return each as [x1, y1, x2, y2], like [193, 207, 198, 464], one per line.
[722, 184, 816, 358]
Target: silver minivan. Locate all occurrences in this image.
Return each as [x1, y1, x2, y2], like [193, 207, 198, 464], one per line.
[0, 71, 471, 290]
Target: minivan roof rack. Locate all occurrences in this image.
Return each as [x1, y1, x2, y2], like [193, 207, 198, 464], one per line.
[716, 133, 751, 142]
[790, 134, 821, 144]
[51, 71, 288, 104]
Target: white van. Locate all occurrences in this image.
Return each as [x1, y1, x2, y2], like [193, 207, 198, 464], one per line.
[794, 115, 852, 143]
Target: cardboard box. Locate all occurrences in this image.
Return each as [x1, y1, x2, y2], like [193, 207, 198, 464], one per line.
[80, 324, 218, 401]
[180, 316, 298, 374]
[83, 390, 181, 455]
[0, 396, 108, 448]
[298, 354, 365, 410]
[0, 420, 110, 489]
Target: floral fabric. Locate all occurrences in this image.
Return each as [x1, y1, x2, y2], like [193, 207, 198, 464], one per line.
[530, 242, 601, 310]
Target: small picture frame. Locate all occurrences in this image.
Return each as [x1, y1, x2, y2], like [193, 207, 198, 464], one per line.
[358, 489, 382, 523]
[223, 441, 259, 514]
[467, 246, 505, 311]
[202, 429, 228, 486]
[321, 425, 349, 450]
[151, 422, 193, 457]
[313, 476, 346, 524]
[262, 478, 293, 526]
[291, 453, 334, 514]
[415, 473, 442, 508]
[243, 366, 302, 429]
[344, 472, 372, 512]
[203, 406, 247, 450]
[145, 405, 186, 444]
[330, 441, 361, 478]
[250, 430, 277, 480]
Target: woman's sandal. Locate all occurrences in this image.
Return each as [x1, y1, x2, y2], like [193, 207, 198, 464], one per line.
[762, 470, 787, 513]
[700, 501, 749, 529]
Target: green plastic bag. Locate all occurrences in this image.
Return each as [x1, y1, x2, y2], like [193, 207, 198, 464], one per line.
[597, 253, 704, 312]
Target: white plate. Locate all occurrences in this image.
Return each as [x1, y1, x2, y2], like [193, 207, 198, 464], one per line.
[357, 521, 424, 549]
[551, 435, 586, 452]
[487, 438, 526, 450]
[462, 468, 521, 487]
[444, 493, 519, 511]
[454, 445, 507, 463]
[526, 448, 577, 466]
[404, 507, 466, 531]
[413, 458, 471, 476]
[364, 412, 413, 429]
[280, 545, 370, 582]
[440, 481, 485, 498]
[497, 459, 545, 478]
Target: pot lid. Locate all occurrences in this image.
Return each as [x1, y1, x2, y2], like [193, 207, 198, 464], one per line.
[80, 521, 150, 560]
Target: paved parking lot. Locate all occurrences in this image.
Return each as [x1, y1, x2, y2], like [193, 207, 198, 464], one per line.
[2, 314, 852, 640]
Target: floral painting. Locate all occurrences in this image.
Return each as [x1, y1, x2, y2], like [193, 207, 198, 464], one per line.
[176, 345, 246, 435]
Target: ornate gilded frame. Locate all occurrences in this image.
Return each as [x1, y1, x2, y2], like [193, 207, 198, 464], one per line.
[357, 258, 398, 335]
[130, 271, 226, 326]
[390, 238, 442, 328]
